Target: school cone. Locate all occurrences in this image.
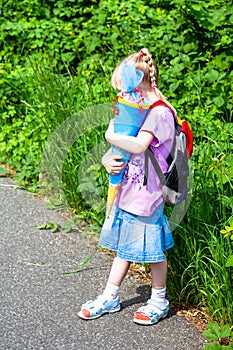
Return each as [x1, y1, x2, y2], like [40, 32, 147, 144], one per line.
[105, 97, 150, 218]
[106, 184, 120, 218]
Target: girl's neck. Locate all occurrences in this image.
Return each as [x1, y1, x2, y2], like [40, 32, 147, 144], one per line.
[137, 82, 160, 104]
[142, 89, 160, 105]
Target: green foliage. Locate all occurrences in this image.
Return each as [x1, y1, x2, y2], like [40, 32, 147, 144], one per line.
[37, 221, 60, 233]
[1, 0, 233, 116]
[167, 221, 233, 324]
[220, 219, 233, 267]
[202, 322, 233, 350]
[1, 0, 233, 325]
[61, 247, 98, 275]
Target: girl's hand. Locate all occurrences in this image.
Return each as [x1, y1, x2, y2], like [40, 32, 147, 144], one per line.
[102, 154, 126, 175]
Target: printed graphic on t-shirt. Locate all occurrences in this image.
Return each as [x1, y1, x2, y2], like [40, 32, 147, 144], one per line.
[122, 155, 145, 190]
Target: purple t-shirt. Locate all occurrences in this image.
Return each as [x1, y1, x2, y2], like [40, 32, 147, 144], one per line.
[115, 105, 175, 216]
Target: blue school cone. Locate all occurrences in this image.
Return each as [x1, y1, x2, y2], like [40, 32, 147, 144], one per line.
[106, 97, 150, 218]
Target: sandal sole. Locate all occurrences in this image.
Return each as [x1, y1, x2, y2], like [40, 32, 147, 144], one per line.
[133, 311, 168, 325]
[78, 304, 121, 320]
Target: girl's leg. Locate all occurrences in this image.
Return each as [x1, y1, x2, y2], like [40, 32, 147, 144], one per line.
[133, 258, 169, 325]
[151, 258, 167, 289]
[149, 258, 168, 301]
[107, 256, 131, 286]
[78, 256, 130, 319]
[101, 257, 130, 300]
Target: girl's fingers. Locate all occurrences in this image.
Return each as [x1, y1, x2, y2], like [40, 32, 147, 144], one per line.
[113, 155, 123, 160]
[108, 162, 126, 174]
[115, 163, 126, 169]
[103, 155, 126, 174]
[115, 162, 125, 167]
[103, 155, 123, 165]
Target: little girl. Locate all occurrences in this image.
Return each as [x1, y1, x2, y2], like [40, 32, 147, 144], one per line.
[78, 48, 176, 325]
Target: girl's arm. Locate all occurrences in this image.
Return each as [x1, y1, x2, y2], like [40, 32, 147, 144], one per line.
[105, 120, 154, 154]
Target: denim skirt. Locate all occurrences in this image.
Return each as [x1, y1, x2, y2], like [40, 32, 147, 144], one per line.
[99, 203, 174, 263]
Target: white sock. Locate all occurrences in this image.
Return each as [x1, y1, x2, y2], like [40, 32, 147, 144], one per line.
[151, 287, 167, 304]
[102, 282, 120, 300]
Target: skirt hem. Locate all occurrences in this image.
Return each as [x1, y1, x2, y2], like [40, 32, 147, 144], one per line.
[99, 240, 174, 263]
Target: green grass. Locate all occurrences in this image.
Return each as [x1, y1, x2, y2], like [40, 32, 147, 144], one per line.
[167, 221, 232, 324]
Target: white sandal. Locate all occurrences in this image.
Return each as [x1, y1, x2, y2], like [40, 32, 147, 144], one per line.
[78, 295, 121, 320]
[133, 299, 169, 325]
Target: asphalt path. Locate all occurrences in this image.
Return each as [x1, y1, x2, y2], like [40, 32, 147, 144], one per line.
[0, 176, 207, 350]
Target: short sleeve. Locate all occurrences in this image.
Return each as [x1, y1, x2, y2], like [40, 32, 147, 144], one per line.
[140, 106, 174, 146]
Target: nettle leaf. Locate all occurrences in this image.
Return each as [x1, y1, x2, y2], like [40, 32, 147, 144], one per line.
[213, 96, 225, 107]
[170, 81, 180, 91]
[204, 322, 232, 344]
[205, 70, 219, 82]
[226, 255, 233, 267]
[218, 325, 231, 338]
[203, 322, 221, 340]
[222, 172, 233, 184]
[173, 63, 185, 74]
[203, 330, 219, 341]
[230, 13, 233, 24]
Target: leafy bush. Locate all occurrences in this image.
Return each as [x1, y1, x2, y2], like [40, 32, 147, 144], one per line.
[203, 322, 233, 349]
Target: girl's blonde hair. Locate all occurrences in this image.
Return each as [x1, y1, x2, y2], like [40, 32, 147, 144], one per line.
[111, 47, 176, 115]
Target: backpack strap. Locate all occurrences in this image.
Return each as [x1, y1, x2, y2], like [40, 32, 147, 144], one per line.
[149, 100, 176, 118]
[150, 100, 178, 165]
[143, 147, 165, 186]
[143, 100, 177, 186]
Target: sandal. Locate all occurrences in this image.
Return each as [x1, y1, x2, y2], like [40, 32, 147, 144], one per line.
[133, 298, 169, 325]
[78, 295, 121, 320]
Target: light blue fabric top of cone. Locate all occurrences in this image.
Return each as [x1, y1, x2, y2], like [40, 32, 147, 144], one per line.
[121, 60, 144, 92]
